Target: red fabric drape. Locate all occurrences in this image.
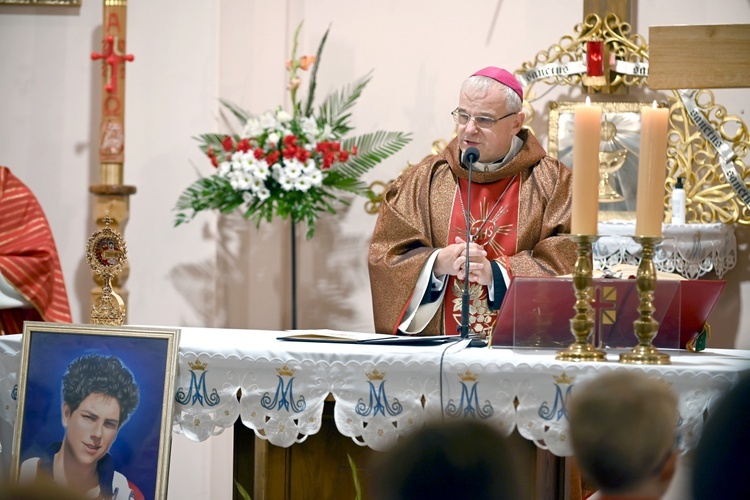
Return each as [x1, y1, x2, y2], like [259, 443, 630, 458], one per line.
[0, 167, 72, 334]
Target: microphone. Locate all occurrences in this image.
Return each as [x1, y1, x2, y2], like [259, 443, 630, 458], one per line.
[459, 147, 486, 347]
[462, 147, 480, 167]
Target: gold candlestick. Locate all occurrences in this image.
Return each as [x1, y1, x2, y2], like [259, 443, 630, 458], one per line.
[556, 235, 607, 362]
[620, 237, 671, 364]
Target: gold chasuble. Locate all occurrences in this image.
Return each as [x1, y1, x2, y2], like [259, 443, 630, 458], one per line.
[443, 177, 519, 337]
[369, 130, 576, 337]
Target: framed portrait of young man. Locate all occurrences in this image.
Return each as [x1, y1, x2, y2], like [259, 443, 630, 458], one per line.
[10, 322, 180, 500]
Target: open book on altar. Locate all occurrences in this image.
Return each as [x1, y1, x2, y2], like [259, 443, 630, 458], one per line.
[490, 267, 725, 351]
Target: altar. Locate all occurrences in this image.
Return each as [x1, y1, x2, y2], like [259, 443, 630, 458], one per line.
[0, 327, 748, 499]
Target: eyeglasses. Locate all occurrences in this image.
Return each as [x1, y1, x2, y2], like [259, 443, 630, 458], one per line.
[451, 109, 517, 129]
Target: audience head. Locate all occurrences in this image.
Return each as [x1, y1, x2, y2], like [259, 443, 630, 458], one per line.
[568, 369, 679, 498]
[692, 373, 750, 500]
[370, 418, 525, 500]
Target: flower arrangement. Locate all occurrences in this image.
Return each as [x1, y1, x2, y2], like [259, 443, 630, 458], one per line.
[174, 24, 411, 238]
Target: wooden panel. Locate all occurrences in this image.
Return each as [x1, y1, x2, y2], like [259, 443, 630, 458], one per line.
[649, 24, 750, 89]
[235, 401, 570, 499]
[583, 0, 631, 23]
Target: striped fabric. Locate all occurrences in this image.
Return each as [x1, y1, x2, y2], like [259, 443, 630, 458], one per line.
[0, 167, 72, 335]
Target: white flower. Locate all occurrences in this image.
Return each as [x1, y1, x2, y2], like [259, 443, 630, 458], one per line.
[278, 175, 295, 191]
[301, 117, 319, 138]
[242, 191, 256, 203]
[259, 111, 277, 129]
[229, 171, 251, 191]
[256, 187, 270, 202]
[242, 118, 263, 138]
[308, 169, 323, 187]
[282, 158, 303, 179]
[254, 160, 270, 180]
[302, 158, 318, 175]
[294, 177, 312, 192]
[267, 132, 280, 145]
[217, 161, 232, 177]
[276, 110, 292, 123]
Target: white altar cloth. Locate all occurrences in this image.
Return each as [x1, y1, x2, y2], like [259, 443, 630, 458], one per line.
[1, 327, 748, 457]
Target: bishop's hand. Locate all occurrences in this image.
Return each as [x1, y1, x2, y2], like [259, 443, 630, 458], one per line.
[434, 237, 490, 285]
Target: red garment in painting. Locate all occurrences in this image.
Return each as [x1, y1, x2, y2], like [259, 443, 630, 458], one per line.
[0, 167, 72, 334]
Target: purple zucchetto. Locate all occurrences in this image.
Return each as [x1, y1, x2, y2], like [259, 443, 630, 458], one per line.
[471, 67, 523, 100]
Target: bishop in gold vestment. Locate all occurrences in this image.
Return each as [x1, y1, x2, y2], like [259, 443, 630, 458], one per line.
[368, 67, 576, 337]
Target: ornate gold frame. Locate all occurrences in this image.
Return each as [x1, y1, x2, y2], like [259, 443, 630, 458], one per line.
[518, 13, 750, 225]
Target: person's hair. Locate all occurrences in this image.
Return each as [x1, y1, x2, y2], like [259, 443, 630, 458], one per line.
[369, 419, 525, 499]
[461, 75, 523, 114]
[691, 373, 750, 500]
[568, 370, 678, 495]
[62, 353, 140, 427]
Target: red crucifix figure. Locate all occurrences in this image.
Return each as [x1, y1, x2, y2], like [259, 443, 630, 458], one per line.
[91, 34, 134, 94]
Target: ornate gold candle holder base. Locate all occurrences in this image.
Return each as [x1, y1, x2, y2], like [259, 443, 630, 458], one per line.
[619, 236, 671, 365]
[556, 234, 607, 362]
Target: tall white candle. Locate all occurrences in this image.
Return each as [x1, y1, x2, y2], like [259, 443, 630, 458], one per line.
[635, 101, 669, 237]
[571, 97, 602, 235]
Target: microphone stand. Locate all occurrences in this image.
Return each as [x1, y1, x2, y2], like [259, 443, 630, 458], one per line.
[460, 158, 473, 340]
[459, 147, 487, 348]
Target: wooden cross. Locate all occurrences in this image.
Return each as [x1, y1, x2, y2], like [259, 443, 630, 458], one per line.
[648, 24, 750, 89]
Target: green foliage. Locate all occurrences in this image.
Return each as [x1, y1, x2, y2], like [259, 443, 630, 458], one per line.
[347, 453, 362, 500]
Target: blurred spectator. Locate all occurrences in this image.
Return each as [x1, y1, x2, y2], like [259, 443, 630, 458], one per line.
[568, 370, 679, 500]
[369, 418, 526, 499]
[691, 373, 750, 500]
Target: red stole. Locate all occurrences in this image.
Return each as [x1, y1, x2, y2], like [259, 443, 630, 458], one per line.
[444, 176, 519, 338]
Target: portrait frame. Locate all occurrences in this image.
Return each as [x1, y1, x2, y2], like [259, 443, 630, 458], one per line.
[10, 322, 180, 500]
[548, 100, 649, 220]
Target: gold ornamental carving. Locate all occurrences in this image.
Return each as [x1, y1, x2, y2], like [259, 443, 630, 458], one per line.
[520, 13, 749, 225]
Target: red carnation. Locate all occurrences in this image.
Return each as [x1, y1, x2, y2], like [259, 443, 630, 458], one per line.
[338, 150, 349, 162]
[211, 157, 219, 168]
[253, 147, 264, 160]
[351, 145, 358, 155]
[237, 138, 251, 153]
[266, 151, 280, 165]
[322, 151, 335, 169]
[221, 136, 234, 152]
[294, 148, 310, 162]
[283, 135, 298, 147]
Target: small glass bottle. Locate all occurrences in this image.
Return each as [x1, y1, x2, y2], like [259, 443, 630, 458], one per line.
[671, 177, 686, 225]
